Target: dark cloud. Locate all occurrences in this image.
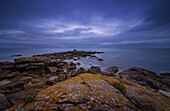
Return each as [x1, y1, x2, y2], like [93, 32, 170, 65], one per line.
[0, 0, 170, 48]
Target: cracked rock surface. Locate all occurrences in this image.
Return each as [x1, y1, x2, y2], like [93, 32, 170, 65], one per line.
[10, 73, 169, 111]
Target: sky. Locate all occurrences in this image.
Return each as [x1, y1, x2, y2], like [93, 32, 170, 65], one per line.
[0, 0, 170, 48]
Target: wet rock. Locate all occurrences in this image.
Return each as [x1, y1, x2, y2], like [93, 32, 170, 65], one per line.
[104, 66, 118, 73]
[70, 71, 78, 77]
[0, 94, 11, 110]
[88, 66, 102, 74]
[67, 66, 76, 70]
[69, 62, 76, 66]
[6, 71, 19, 79]
[76, 62, 80, 65]
[73, 58, 77, 61]
[48, 67, 58, 73]
[98, 58, 103, 61]
[7, 89, 41, 105]
[11, 54, 22, 57]
[78, 67, 86, 74]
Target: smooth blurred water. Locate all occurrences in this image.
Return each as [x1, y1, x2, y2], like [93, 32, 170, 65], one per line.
[0, 47, 170, 74]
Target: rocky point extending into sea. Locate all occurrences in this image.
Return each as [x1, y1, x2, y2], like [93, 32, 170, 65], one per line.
[0, 49, 169, 111]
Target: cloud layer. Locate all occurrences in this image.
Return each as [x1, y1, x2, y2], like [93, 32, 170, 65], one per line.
[0, 0, 170, 47]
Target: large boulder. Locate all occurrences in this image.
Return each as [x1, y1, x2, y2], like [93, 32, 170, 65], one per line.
[10, 73, 169, 111]
[118, 67, 170, 91]
[58, 74, 69, 81]
[104, 66, 118, 73]
[70, 71, 78, 77]
[0, 94, 11, 110]
[69, 62, 76, 67]
[78, 67, 86, 74]
[119, 67, 157, 77]
[67, 66, 76, 70]
[87, 66, 102, 74]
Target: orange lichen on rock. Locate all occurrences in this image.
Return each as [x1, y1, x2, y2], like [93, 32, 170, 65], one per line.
[10, 73, 169, 111]
[118, 79, 170, 111]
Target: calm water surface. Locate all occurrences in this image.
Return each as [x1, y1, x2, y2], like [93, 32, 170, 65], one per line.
[0, 48, 170, 74]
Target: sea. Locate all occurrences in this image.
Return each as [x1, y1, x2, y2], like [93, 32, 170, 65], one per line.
[0, 47, 170, 74]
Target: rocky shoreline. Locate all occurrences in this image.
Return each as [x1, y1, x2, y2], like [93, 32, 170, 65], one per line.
[0, 50, 169, 110]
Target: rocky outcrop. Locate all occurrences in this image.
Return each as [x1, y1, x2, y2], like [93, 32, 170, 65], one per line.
[118, 67, 170, 92]
[10, 73, 169, 111]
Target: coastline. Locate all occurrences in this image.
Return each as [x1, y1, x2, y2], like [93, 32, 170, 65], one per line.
[0, 50, 169, 110]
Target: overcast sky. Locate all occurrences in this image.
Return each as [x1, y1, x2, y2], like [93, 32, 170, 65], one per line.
[0, 0, 170, 48]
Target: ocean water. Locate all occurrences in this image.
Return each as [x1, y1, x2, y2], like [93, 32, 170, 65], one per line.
[0, 47, 170, 74]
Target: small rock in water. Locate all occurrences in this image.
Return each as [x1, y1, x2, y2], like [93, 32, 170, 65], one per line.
[76, 62, 80, 65]
[98, 58, 103, 61]
[11, 54, 22, 57]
